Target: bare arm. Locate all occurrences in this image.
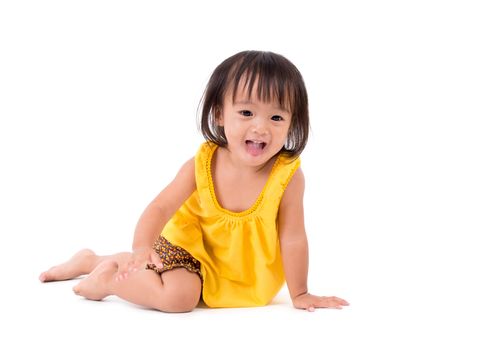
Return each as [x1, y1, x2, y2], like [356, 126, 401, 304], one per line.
[117, 157, 196, 278]
[278, 167, 349, 311]
[278, 167, 309, 298]
[132, 157, 196, 251]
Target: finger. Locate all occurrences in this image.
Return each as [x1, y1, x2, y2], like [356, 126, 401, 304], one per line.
[314, 297, 343, 309]
[150, 252, 164, 269]
[117, 262, 129, 277]
[115, 270, 128, 281]
[307, 306, 315, 312]
[128, 258, 145, 272]
[127, 260, 137, 272]
[118, 259, 136, 279]
[334, 297, 350, 306]
[327, 296, 349, 307]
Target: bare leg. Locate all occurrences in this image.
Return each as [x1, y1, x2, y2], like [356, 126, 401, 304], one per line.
[73, 263, 202, 313]
[39, 249, 133, 282]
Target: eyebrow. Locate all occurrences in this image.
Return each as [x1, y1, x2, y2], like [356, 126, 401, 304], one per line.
[233, 100, 290, 113]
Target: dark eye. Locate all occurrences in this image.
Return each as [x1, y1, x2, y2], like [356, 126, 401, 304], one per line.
[271, 115, 284, 121]
[239, 110, 253, 117]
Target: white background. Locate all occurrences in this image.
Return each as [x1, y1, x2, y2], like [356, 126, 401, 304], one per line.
[1, 1, 499, 349]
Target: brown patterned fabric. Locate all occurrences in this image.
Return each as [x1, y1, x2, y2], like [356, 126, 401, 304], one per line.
[146, 236, 202, 281]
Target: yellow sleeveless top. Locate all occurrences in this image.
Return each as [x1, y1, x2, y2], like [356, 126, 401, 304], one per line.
[160, 142, 300, 307]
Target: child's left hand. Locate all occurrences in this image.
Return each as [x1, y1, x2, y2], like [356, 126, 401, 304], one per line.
[292, 292, 349, 312]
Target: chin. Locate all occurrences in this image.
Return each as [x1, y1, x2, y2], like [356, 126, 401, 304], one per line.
[246, 149, 280, 165]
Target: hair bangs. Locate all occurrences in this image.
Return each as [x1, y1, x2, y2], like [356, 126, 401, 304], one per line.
[230, 56, 294, 113]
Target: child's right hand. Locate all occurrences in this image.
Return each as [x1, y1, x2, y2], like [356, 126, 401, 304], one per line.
[115, 247, 163, 281]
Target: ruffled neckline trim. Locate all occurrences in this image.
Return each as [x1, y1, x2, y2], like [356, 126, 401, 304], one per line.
[205, 144, 282, 218]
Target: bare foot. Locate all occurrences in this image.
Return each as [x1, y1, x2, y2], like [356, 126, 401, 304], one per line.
[72, 260, 118, 301]
[39, 249, 96, 282]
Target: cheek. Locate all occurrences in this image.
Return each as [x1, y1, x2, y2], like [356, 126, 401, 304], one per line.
[282, 125, 292, 138]
[221, 121, 240, 140]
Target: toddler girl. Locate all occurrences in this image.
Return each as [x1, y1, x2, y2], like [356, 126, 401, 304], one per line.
[40, 50, 349, 312]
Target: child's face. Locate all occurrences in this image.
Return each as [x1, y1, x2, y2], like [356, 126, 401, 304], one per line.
[218, 83, 291, 167]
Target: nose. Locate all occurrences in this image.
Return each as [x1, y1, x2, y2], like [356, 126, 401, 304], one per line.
[251, 116, 269, 136]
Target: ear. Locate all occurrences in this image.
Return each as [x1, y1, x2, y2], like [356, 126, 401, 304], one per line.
[214, 106, 224, 126]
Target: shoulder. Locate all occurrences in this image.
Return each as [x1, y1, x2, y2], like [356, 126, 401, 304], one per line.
[150, 156, 196, 212]
[287, 165, 304, 190]
[280, 166, 305, 207]
[163, 156, 196, 194]
[177, 157, 195, 178]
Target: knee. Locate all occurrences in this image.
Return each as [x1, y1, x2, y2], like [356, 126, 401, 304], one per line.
[156, 269, 201, 313]
[157, 285, 200, 313]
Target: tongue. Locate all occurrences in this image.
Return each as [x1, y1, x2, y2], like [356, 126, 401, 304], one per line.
[246, 141, 264, 156]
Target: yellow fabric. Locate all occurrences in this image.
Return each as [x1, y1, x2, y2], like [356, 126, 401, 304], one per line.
[160, 142, 300, 307]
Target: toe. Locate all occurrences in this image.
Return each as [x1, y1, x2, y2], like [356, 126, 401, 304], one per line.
[39, 272, 47, 282]
[39, 270, 56, 282]
[72, 285, 81, 295]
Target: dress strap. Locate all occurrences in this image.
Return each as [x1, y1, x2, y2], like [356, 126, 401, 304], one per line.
[194, 142, 218, 214]
[194, 142, 216, 191]
[259, 155, 301, 216]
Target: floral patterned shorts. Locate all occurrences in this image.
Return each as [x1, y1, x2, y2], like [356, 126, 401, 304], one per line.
[146, 235, 202, 281]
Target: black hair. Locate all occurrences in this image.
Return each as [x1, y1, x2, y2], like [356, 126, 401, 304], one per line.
[199, 50, 309, 158]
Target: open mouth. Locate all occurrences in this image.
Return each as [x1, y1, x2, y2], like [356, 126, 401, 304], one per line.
[245, 140, 267, 156]
[245, 140, 266, 149]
